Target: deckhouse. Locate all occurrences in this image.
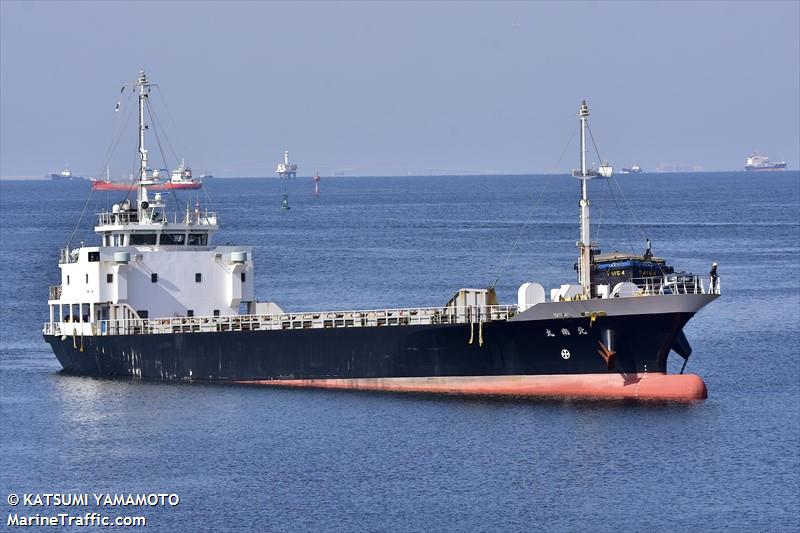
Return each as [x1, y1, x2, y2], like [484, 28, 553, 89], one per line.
[48, 71, 254, 335]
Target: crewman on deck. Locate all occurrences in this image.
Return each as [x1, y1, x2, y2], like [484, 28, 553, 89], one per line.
[710, 262, 718, 291]
[644, 239, 653, 261]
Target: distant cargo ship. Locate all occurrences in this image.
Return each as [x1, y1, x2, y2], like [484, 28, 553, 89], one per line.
[92, 160, 202, 191]
[745, 152, 786, 171]
[49, 168, 85, 181]
[620, 165, 642, 174]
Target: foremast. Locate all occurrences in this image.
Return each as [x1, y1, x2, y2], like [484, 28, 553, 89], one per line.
[135, 70, 154, 220]
[573, 100, 595, 297]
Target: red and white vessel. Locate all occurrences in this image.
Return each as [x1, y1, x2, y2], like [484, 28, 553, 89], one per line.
[92, 160, 202, 191]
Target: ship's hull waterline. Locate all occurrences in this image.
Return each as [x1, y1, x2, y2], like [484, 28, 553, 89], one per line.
[44, 311, 706, 401]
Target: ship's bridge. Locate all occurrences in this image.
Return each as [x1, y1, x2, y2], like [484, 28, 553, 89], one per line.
[94, 196, 218, 247]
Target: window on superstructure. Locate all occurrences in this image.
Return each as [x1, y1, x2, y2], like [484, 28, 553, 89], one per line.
[241, 272, 246, 283]
[107, 274, 113, 283]
[88, 251, 100, 262]
[130, 233, 157, 245]
[138, 310, 149, 319]
[160, 233, 186, 245]
[66, 275, 70, 285]
[85, 274, 89, 283]
[195, 273, 202, 283]
[213, 309, 220, 317]
[187, 310, 194, 317]
[151, 273, 158, 283]
[187, 233, 208, 246]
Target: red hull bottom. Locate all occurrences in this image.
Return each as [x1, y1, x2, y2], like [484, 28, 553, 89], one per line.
[234, 373, 708, 401]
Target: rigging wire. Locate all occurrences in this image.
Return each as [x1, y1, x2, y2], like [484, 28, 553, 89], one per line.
[153, 86, 186, 162]
[488, 123, 578, 290]
[145, 98, 182, 210]
[586, 122, 650, 251]
[586, 122, 666, 272]
[64, 188, 95, 249]
[64, 88, 136, 248]
[96, 87, 136, 179]
[148, 92, 182, 167]
[603, 175, 638, 256]
[593, 174, 607, 245]
[148, 91, 218, 218]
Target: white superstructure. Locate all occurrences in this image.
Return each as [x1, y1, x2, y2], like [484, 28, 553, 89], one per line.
[47, 70, 255, 335]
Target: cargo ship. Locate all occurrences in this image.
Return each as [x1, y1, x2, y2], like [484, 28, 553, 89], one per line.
[620, 165, 642, 174]
[42, 73, 720, 401]
[745, 152, 786, 171]
[91, 160, 202, 191]
[49, 168, 85, 181]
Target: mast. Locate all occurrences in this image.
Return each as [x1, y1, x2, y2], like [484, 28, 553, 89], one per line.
[576, 100, 593, 297]
[136, 70, 151, 218]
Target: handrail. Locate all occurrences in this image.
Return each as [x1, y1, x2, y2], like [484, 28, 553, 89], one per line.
[43, 304, 518, 337]
[629, 275, 720, 296]
[42, 275, 722, 338]
[58, 248, 77, 264]
[97, 210, 218, 227]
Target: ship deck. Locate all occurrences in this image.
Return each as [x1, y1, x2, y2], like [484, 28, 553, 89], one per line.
[44, 305, 518, 337]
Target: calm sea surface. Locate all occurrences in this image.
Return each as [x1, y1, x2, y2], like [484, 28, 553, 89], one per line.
[1, 172, 798, 532]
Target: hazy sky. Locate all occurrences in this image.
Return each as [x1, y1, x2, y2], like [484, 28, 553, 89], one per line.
[1, 0, 798, 177]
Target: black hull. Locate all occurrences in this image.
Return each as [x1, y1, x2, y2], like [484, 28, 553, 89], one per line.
[44, 313, 692, 381]
[745, 165, 787, 171]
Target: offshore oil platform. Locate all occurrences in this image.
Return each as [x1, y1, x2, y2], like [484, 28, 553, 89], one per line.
[275, 150, 297, 179]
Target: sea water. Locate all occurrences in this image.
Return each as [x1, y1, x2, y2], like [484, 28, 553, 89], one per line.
[1, 172, 798, 531]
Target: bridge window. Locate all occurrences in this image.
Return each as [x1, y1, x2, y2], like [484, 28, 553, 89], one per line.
[187, 233, 208, 246]
[88, 251, 99, 262]
[151, 273, 158, 283]
[130, 233, 157, 245]
[138, 310, 148, 319]
[160, 233, 186, 245]
[213, 309, 220, 317]
[187, 310, 194, 317]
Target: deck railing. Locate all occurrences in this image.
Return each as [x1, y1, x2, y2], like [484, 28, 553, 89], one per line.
[97, 210, 218, 226]
[58, 248, 77, 264]
[632, 275, 720, 296]
[43, 305, 518, 337]
[42, 276, 721, 338]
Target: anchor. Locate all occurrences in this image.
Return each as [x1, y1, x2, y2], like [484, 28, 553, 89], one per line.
[597, 328, 616, 370]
